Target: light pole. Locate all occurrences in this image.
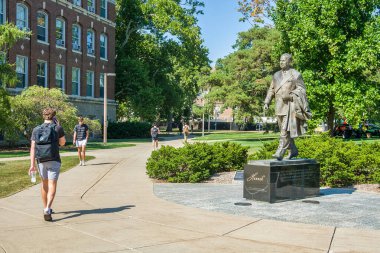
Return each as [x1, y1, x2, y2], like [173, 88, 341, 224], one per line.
[202, 97, 205, 137]
[103, 73, 116, 145]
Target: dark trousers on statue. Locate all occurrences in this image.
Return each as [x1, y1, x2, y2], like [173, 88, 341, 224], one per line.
[273, 115, 298, 160]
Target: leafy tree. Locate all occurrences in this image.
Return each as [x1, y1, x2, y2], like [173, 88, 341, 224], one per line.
[204, 27, 279, 126]
[0, 23, 29, 129]
[115, 0, 209, 126]
[8, 86, 100, 143]
[238, 1, 380, 132]
[271, 0, 380, 132]
[238, 0, 273, 24]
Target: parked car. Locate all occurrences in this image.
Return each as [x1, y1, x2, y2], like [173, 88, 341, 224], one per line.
[359, 123, 380, 138]
[333, 123, 354, 138]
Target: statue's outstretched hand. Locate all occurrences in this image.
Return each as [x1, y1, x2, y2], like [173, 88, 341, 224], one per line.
[264, 104, 269, 110]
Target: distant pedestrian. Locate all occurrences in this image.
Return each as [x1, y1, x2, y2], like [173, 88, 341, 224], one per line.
[178, 122, 183, 135]
[183, 123, 190, 142]
[73, 116, 89, 166]
[151, 124, 160, 150]
[29, 108, 66, 221]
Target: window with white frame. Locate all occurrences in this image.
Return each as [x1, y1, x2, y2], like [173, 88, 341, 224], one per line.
[37, 11, 48, 42]
[16, 3, 28, 30]
[16, 55, 28, 88]
[56, 18, 65, 47]
[100, 34, 107, 59]
[72, 24, 81, 51]
[87, 30, 95, 55]
[72, 68, 80, 95]
[99, 73, 104, 98]
[56, 64, 65, 89]
[37, 60, 47, 87]
[86, 71, 94, 97]
[87, 0, 95, 13]
[0, 0, 5, 25]
[73, 0, 81, 7]
[100, 0, 107, 18]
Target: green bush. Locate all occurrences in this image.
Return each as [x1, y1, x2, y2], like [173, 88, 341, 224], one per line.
[107, 121, 151, 139]
[146, 142, 248, 183]
[248, 133, 380, 187]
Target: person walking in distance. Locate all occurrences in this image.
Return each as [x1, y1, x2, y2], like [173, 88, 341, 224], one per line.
[29, 108, 66, 221]
[183, 122, 190, 142]
[73, 117, 89, 166]
[151, 124, 160, 150]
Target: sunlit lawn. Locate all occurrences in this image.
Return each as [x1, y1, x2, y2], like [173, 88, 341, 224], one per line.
[192, 131, 279, 141]
[0, 140, 140, 158]
[0, 156, 95, 198]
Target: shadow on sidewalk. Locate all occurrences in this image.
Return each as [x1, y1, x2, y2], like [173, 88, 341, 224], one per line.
[53, 205, 135, 221]
[320, 188, 356, 195]
[89, 162, 118, 166]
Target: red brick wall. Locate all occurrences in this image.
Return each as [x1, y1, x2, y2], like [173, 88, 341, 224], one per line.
[7, 0, 116, 99]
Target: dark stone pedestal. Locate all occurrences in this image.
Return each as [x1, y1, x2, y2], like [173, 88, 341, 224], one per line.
[243, 159, 320, 203]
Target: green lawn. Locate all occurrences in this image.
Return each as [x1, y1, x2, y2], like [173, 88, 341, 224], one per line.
[192, 131, 279, 141]
[0, 140, 138, 158]
[0, 156, 95, 198]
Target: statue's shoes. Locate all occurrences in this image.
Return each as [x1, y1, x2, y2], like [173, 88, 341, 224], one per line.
[286, 152, 298, 160]
[272, 154, 284, 161]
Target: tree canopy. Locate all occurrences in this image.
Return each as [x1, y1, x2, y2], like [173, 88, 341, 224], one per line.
[204, 27, 280, 125]
[115, 0, 209, 123]
[0, 23, 29, 129]
[238, 0, 380, 131]
[272, 0, 380, 130]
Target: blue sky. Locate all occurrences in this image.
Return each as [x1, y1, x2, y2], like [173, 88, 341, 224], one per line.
[197, 0, 252, 66]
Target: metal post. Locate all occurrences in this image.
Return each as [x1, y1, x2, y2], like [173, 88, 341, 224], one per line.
[103, 75, 108, 145]
[202, 112, 205, 137]
[103, 73, 116, 145]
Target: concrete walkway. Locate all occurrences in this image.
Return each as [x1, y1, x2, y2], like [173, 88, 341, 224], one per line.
[0, 139, 379, 252]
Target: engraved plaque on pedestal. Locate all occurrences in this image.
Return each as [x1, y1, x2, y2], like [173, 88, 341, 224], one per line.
[244, 159, 320, 203]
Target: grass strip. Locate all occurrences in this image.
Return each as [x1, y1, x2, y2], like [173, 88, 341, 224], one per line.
[0, 156, 95, 198]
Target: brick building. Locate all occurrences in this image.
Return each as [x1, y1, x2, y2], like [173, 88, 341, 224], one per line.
[1, 0, 117, 121]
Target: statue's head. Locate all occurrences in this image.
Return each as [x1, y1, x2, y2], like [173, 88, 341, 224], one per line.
[280, 53, 292, 70]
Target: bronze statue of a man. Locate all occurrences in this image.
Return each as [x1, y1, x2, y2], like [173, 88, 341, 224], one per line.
[264, 53, 311, 160]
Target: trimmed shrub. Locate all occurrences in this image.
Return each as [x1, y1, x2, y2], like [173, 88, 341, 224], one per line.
[248, 133, 380, 187]
[107, 121, 151, 139]
[146, 142, 248, 183]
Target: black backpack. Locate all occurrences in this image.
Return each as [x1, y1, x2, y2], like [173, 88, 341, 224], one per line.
[152, 127, 158, 137]
[35, 123, 59, 162]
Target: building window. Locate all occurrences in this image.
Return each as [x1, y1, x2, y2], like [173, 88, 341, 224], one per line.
[73, 0, 81, 7]
[99, 73, 104, 98]
[87, 0, 95, 13]
[100, 34, 107, 59]
[56, 18, 65, 47]
[56, 64, 65, 90]
[72, 68, 80, 96]
[72, 24, 81, 51]
[37, 61, 47, 87]
[100, 0, 107, 18]
[0, 0, 5, 25]
[37, 11, 48, 42]
[86, 71, 94, 97]
[16, 55, 28, 89]
[16, 3, 28, 30]
[87, 30, 95, 55]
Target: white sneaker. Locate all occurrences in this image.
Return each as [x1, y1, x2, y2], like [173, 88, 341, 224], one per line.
[82, 160, 85, 166]
[79, 161, 83, 166]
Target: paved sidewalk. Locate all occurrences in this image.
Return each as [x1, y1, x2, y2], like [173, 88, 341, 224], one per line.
[0, 139, 379, 252]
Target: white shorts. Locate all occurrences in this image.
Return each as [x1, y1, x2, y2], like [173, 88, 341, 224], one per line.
[76, 139, 87, 147]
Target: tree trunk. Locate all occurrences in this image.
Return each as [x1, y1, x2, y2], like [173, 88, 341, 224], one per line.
[166, 112, 173, 132]
[327, 105, 335, 137]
